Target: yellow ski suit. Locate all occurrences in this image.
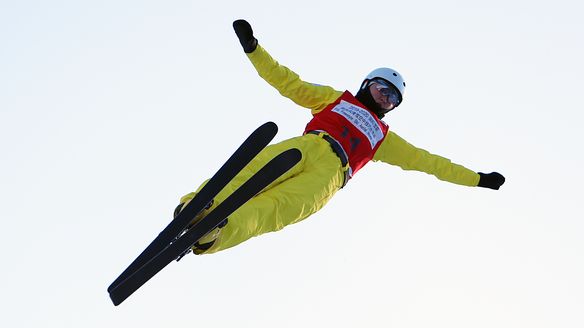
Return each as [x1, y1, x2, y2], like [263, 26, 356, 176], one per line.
[181, 45, 480, 254]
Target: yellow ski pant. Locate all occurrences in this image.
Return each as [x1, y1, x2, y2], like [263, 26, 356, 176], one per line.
[180, 134, 346, 254]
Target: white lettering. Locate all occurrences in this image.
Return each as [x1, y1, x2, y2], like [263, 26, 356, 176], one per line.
[332, 100, 384, 148]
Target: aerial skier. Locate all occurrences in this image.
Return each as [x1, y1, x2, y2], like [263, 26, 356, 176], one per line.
[177, 19, 506, 255]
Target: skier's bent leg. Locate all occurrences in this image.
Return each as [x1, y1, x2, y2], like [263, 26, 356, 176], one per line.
[202, 137, 345, 254]
[177, 136, 310, 253]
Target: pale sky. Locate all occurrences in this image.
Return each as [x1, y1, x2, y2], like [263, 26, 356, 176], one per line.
[1, 1, 583, 327]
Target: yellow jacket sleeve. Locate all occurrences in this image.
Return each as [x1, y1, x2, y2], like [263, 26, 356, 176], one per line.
[247, 45, 343, 114]
[373, 131, 480, 186]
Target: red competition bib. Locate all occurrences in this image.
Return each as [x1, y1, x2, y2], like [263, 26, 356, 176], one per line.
[304, 91, 389, 177]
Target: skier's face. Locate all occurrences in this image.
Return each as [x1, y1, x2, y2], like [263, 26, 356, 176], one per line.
[368, 79, 401, 111]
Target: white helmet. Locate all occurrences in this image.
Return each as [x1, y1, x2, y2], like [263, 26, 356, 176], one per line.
[365, 67, 406, 100]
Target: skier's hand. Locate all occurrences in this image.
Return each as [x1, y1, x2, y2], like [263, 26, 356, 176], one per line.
[233, 19, 258, 53]
[477, 172, 505, 190]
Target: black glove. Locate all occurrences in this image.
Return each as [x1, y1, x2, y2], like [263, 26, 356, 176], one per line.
[477, 172, 505, 190]
[233, 19, 258, 53]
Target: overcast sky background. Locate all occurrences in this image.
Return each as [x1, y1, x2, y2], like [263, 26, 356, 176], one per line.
[1, 1, 583, 327]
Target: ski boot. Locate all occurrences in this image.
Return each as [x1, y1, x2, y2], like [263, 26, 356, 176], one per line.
[173, 198, 227, 255]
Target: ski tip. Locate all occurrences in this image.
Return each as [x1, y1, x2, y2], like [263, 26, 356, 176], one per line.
[261, 121, 278, 133]
[286, 148, 302, 162]
[273, 148, 302, 167]
[109, 293, 121, 306]
[109, 289, 126, 306]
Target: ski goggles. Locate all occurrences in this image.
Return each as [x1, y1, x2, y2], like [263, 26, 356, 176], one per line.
[370, 79, 402, 110]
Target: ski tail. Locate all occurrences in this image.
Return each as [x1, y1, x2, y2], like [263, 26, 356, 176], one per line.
[107, 122, 278, 293]
[109, 148, 302, 306]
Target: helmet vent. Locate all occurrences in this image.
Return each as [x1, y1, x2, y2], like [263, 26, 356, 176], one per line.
[393, 73, 397, 76]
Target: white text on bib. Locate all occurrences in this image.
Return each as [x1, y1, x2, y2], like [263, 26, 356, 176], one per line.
[332, 100, 384, 148]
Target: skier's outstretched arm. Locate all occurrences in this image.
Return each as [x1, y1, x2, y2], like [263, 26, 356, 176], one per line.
[373, 131, 505, 189]
[233, 19, 342, 114]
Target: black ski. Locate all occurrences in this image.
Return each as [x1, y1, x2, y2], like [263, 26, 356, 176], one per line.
[109, 148, 302, 306]
[108, 122, 278, 293]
